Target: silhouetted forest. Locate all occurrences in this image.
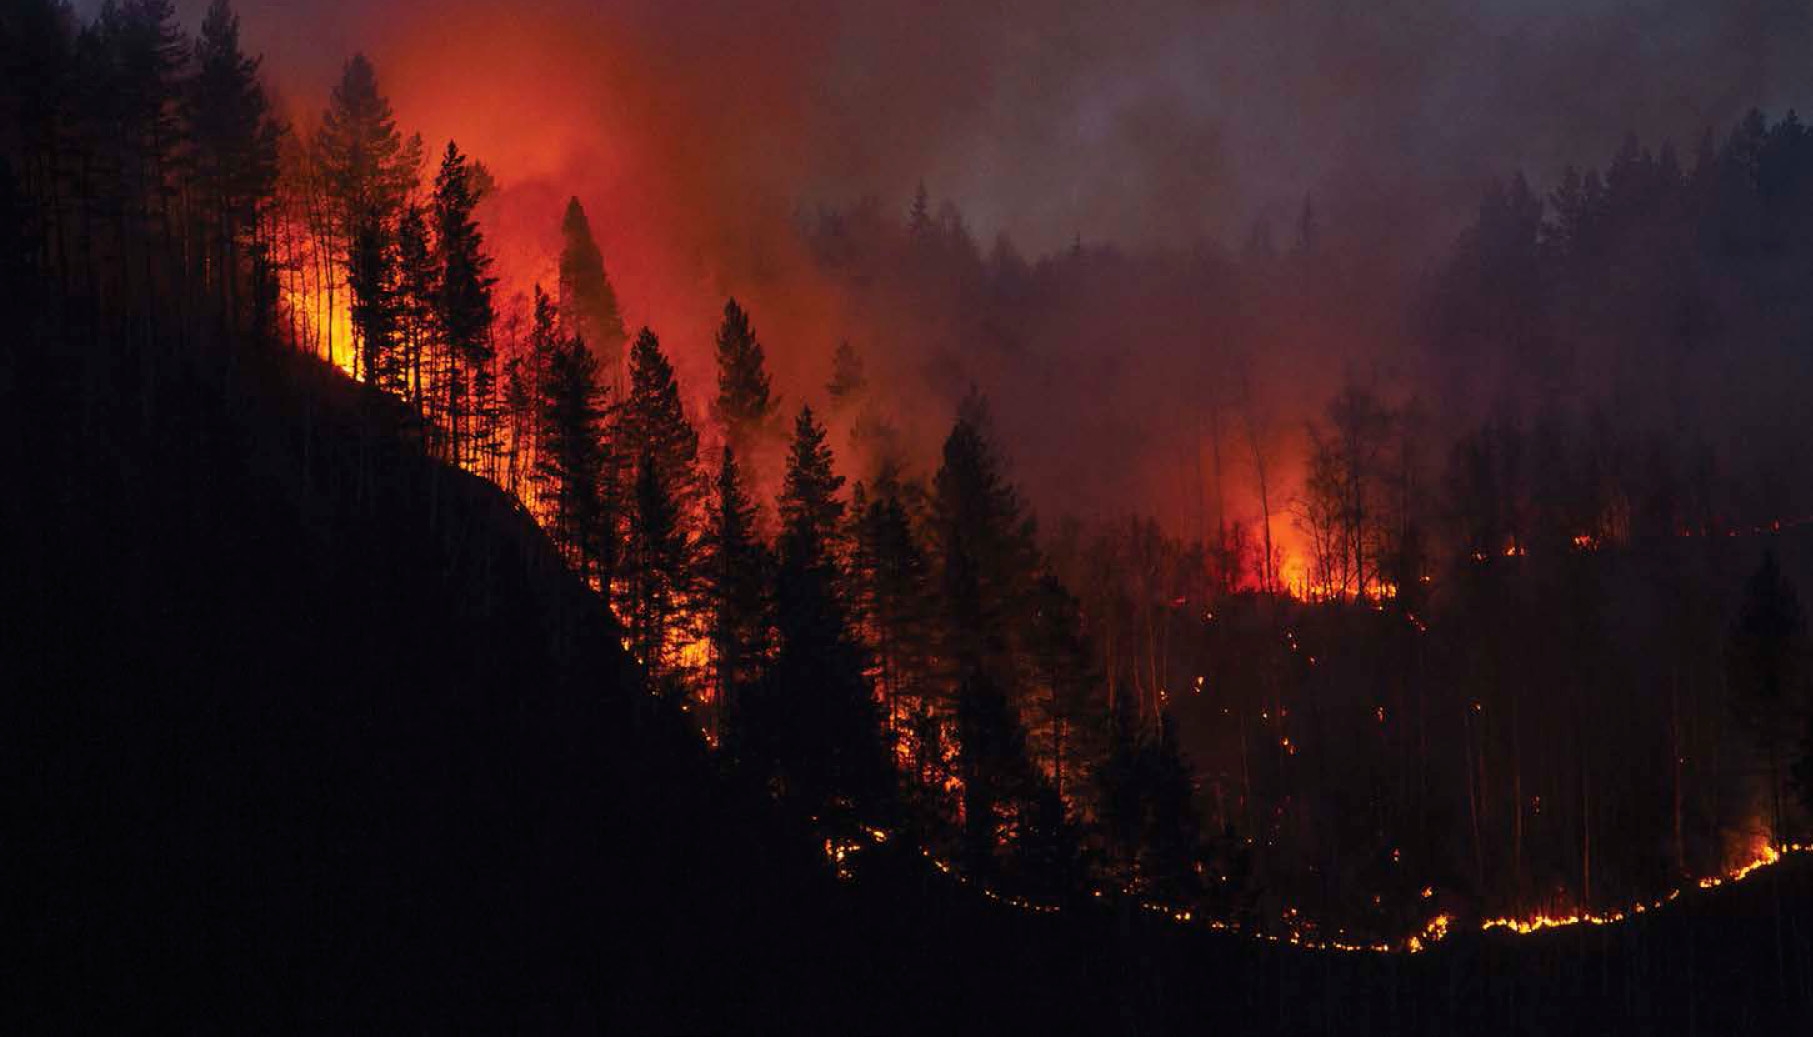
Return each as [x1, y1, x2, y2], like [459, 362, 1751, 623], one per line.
[6, 1, 1813, 1031]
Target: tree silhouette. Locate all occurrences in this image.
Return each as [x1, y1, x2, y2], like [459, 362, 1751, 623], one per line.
[626, 444, 690, 684]
[850, 470, 936, 750]
[346, 211, 397, 388]
[712, 297, 777, 457]
[184, 0, 280, 334]
[933, 392, 1038, 685]
[314, 53, 416, 235]
[557, 196, 626, 383]
[314, 52, 419, 368]
[394, 201, 435, 407]
[534, 318, 609, 582]
[432, 140, 496, 463]
[615, 327, 701, 679]
[702, 445, 772, 743]
[741, 407, 891, 829]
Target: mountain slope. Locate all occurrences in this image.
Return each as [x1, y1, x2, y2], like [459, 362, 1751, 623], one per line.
[6, 334, 1813, 1034]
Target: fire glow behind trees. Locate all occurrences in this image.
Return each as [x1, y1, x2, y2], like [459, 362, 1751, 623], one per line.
[10, 0, 1813, 1029]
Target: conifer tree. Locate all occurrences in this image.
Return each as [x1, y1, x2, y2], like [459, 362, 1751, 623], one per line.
[314, 52, 420, 367]
[850, 470, 936, 738]
[557, 196, 626, 380]
[432, 140, 496, 461]
[933, 392, 1039, 685]
[741, 407, 890, 827]
[346, 212, 397, 388]
[712, 297, 777, 456]
[616, 326, 703, 522]
[535, 326, 608, 582]
[702, 445, 772, 742]
[1025, 571, 1102, 804]
[933, 394, 1051, 874]
[314, 53, 417, 238]
[615, 327, 702, 678]
[513, 284, 560, 480]
[184, 0, 279, 331]
[393, 201, 435, 407]
[91, 0, 188, 336]
[626, 445, 689, 680]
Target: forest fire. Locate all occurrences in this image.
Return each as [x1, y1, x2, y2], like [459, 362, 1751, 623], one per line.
[14, 0, 1813, 1029]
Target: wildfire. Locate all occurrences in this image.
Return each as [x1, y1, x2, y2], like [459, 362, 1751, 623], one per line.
[1697, 838, 1790, 889]
[887, 830, 1813, 957]
[1482, 839, 1809, 937]
[1404, 913, 1451, 954]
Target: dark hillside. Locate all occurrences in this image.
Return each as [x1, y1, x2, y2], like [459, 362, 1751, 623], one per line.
[2, 335, 836, 1029]
[4, 331, 1811, 1033]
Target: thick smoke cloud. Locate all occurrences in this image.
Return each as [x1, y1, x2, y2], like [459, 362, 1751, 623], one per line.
[163, 0, 1813, 535]
[206, 0, 1813, 252]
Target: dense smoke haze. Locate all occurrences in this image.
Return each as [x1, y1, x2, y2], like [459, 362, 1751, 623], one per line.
[197, 0, 1813, 251]
[137, 0, 1813, 540]
[19, 1, 1813, 1026]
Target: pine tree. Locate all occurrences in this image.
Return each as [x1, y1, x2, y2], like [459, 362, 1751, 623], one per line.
[779, 405, 844, 562]
[850, 470, 936, 741]
[183, 0, 279, 333]
[557, 196, 626, 380]
[933, 393, 1049, 873]
[741, 407, 891, 827]
[712, 297, 777, 455]
[513, 284, 561, 487]
[933, 392, 1039, 684]
[615, 327, 702, 679]
[314, 53, 417, 238]
[432, 140, 497, 462]
[92, 0, 188, 337]
[626, 444, 689, 681]
[702, 445, 772, 744]
[393, 201, 435, 408]
[535, 327, 608, 582]
[346, 211, 398, 389]
[314, 52, 420, 369]
[1025, 571, 1102, 805]
[616, 326, 703, 523]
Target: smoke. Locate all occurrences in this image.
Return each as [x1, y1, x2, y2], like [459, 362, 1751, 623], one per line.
[183, 0, 1813, 535]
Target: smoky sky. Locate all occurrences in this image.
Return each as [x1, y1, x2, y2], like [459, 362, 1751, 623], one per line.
[155, 0, 1813, 258]
[94, 0, 1813, 539]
